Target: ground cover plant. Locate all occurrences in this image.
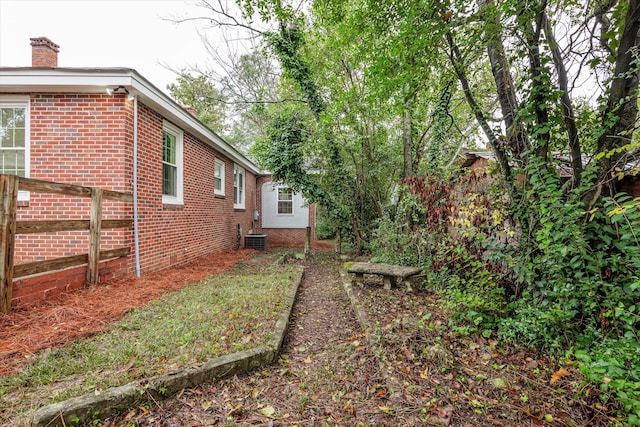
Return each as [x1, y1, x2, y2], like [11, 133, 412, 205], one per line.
[0, 251, 300, 425]
[371, 172, 640, 424]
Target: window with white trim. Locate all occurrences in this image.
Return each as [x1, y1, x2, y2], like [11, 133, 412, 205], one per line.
[233, 165, 245, 209]
[277, 187, 293, 215]
[0, 96, 30, 201]
[214, 159, 225, 196]
[162, 121, 183, 205]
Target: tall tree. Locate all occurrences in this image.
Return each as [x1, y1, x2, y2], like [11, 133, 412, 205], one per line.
[174, 0, 640, 249]
[167, 73, 227, 134]
[595, 0, 640, 197]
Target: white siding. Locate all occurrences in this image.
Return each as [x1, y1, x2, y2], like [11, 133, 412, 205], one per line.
[261, 182, 308, 228]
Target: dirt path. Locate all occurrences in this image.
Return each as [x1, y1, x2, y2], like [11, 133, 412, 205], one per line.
[105, 251, 391, 426]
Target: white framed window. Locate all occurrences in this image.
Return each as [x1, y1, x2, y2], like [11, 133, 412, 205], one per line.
[162, 121, 183, 205]
[0, 95, 30, 201]
[214, 159, 225, 196]
[233, 165, 245, 209]
[277, 187, 293, 215]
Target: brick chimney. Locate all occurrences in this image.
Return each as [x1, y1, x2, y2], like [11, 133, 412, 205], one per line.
[30, 37, 59, 67]
[184, 106, 199, 118]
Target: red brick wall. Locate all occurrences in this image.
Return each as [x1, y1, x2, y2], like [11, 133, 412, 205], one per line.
[10, 92, 256, 306]
[12, 257, 126, 306]
[259, 227, 311, 247]
[134, 105, 257, 274]
[15, 93, 132, 263]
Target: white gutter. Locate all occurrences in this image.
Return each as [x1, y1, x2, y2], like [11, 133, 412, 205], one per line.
[132, 94, 141, 277]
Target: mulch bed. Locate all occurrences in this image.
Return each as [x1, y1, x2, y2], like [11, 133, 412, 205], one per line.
[0, 248, 260, 376]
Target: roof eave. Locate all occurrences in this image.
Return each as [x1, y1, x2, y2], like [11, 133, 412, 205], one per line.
[0, 67, 262, 175]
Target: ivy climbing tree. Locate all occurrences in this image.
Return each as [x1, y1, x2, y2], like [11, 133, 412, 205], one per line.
[175, 0, 640, 420]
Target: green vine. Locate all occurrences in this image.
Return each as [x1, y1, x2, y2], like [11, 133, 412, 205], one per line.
[427, 80, 453, 170]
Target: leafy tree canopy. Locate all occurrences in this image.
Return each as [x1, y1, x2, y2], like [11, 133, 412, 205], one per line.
[167, 73, 227, 135]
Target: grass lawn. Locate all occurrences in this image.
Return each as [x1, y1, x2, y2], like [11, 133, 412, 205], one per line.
[0, 254, 301, 425]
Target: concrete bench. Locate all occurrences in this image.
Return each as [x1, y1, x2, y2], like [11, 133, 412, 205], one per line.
[346, 262, 422, 291]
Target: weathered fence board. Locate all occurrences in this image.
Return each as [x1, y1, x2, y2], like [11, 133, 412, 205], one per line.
[87, 188, 103, 287]
[0, 175, 133, 314]
[16, 219, 132, 234]
[13, 247, 130, 279]
[16, 177, 133, 203]
[0, 175, 18, 314]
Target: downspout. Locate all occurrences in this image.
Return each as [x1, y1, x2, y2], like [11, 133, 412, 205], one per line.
[132, 95, 141, 277]
[254, 175, 259, 232]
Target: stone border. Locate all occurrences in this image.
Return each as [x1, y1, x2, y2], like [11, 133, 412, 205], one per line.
[30, 267, 304, 427]
[340, 269, 404, 402]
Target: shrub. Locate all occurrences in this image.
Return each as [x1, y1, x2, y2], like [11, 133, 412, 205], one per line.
[315, 216, 336, 240]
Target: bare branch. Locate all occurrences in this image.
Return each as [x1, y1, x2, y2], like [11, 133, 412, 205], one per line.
[205, 96, 307, 105]
[164, 0, 267, 35]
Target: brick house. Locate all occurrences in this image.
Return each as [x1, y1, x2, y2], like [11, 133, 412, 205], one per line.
[0, 37, 313, 306]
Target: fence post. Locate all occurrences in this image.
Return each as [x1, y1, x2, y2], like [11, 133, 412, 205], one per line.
[86, 188, 103, 286]
[304, 226, 311, 256]
[0, 175, 18, 314]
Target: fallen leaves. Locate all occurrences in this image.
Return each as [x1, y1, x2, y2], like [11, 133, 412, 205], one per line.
[101, 251, 614, 427]
[491, 377, 508, 389]
[260, 404, 276, 418]
[352, 281, 613, 426]
[550, 367, 570, 385]
[437, 405, 454, 425]
[378, 405, 395, 415]
[420, 366, 429, 379]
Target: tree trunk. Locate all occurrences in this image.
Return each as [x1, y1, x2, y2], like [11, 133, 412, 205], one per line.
[447, 34, 513, 188]
[521, 6, 551, 161]
[478, 0, 529, 162]
[403, 99, 413, 178]
[544, 13, 583, 187]
[596, 0, 640, 196]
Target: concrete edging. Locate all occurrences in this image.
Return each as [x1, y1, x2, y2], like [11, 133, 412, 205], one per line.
[340, 268, 404, 402]
[30, 267, 305, 427]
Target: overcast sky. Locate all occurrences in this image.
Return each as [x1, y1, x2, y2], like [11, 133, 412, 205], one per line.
[0, 0, 224, 95]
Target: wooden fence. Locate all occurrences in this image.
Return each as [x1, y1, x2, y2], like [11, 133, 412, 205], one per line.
[0, 174, 133, 314]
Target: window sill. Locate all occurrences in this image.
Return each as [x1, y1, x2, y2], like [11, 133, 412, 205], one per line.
[215, 194, 226, 199]
[234, 208, 246, 212]
[163, 203, 184, 211]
